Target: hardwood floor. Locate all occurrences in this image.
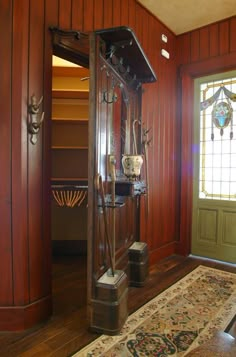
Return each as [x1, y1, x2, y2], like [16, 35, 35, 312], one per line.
[0, 254, 235, 356]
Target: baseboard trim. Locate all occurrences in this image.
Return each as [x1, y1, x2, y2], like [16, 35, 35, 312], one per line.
[0, 295, 52, 331]
[149, 241, 177, 266]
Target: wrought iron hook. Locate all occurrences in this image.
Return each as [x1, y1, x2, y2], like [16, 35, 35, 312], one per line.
[28, 94, 44, 144]
[102, 90, 118, 104]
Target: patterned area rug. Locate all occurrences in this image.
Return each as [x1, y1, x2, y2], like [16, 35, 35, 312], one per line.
[74, 266, 236, 356]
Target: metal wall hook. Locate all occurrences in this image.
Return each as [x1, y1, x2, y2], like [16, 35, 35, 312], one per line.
[28, 94, 44, 144]
[102, 90, 118, 104]
[128, 74, 137, 87]
[109, 39, 133, 58]
[119, 83, 129, 105]
[119, 63, 130, 75]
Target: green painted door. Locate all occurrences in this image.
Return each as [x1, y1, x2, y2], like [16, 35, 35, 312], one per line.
[192, 71, 236, 264]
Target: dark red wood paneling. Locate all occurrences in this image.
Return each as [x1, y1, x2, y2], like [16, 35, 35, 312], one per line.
[120, 0, 129, 26]
[209, 23, 219, 57]
[157, 55, 166, 246]
[11, 0, 30, 305]
[148, 15, 157, 68]
[93, 0, 103, 30]
[71, 0, 84, 30]
[140, 6, 158, 245]
[43, 0, 59, 299]
[164, 52, 173, 245]
[128, 0, 136, 31]
[167, 26, 177, 63]
[190, 31, 200, 62]
[144, 17, 157, 250]
[199, 27, 209, 60]
[0, 0, 182, 331]
[145, 9, 155, 65]
[0, 295, 51, 331]
[219, 20, 229, 55]
[230, 17, 236, 52]
[103, 0, 113, 29]
[59, 0, 72, 29]
[176, 33, 191, 65]
[28, 0, 45, 302]
[137, 9, 179, 263]
[140, 13, 156, 247]
[177, 73, 194, 255]
[0, 0, 13, 305]
[141, 7, 150, 52]
[178, 17, 236, 65]
[165, 63, 178, 244]
[83, 0, 94, 32]
[181, 52, 236, 78]
[113, 0, 121, 27]
[134, 3, 144, 44]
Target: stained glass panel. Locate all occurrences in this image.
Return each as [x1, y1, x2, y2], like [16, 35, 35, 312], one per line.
[199, 77, 236, 200]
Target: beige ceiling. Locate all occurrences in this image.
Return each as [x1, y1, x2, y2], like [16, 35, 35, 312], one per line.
[137, 0, 236, 35]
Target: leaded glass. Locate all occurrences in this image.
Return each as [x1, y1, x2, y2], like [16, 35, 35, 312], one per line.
[199, 77, 236, 200]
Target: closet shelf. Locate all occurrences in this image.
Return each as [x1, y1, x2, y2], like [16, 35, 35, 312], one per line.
[51, 184, 88, 190]
[51, 146, 88, 150]
[52, 90, 89, 99]
[51, 178, 88, 184]
[52, 118, 88, 122]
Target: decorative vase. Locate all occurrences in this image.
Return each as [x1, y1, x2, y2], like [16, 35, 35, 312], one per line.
[121, 154, 143, 180]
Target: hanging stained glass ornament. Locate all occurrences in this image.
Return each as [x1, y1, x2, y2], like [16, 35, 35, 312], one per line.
[211, 99, 233, 140]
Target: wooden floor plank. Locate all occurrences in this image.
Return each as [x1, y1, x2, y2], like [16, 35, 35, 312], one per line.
[0, 254, 235, 356]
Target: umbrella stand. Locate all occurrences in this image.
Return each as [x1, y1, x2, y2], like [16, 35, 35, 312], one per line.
[91, 172, 128, 335]
[97, 174, 115, 276]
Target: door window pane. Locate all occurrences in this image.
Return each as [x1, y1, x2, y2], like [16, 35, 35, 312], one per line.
[199, 77, 236, 200]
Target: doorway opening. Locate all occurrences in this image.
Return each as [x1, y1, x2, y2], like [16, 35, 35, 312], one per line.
[50, 54, 90, 315]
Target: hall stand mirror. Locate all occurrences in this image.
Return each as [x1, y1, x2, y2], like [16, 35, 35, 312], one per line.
[50, 26, 156, 335]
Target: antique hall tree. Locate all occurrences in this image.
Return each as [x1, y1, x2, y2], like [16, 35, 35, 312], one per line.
[50, 26, 156, 334]
[0, 21, 155, 332]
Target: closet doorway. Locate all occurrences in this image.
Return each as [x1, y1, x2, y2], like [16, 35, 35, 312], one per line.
[51, 55, 89, 314]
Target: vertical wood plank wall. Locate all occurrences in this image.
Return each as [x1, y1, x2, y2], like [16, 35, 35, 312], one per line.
[7, 0, 236, 331]
[177, 17, 236, 67]
[176, 17, 236, 255]
[0, 0, 13, 307]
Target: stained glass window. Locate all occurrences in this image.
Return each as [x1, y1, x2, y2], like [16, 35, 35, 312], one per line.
[199, 77, 236, 200]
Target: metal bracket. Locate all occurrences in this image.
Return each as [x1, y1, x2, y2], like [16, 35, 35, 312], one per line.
[28, 94, 44, 145]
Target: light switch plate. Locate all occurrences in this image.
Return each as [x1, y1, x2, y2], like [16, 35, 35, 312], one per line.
[161, 49, 170, 59]
[161, 34, 168, 43]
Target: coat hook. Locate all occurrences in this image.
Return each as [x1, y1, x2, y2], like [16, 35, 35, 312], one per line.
[102, 90, 118, 104]
[28, 94, 44, 144]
